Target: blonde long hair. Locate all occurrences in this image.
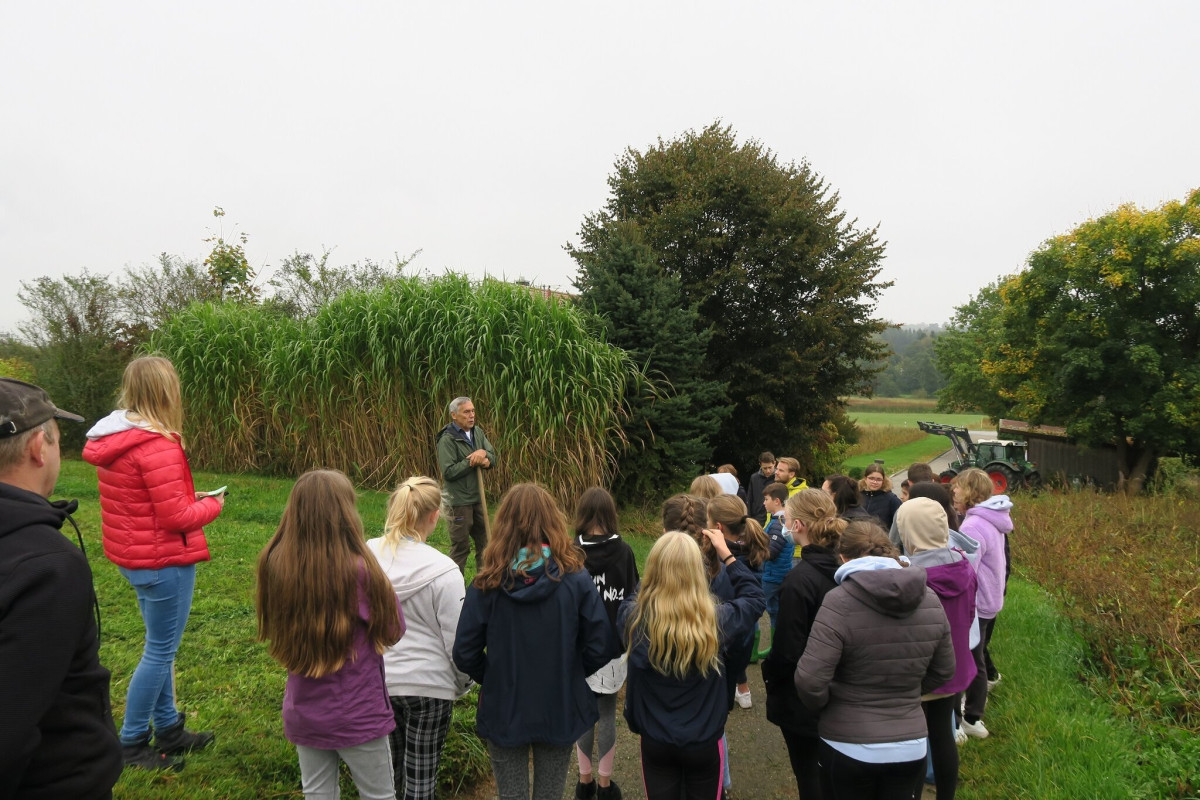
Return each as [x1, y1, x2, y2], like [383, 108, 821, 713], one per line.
[626, 531, 720, 679]
[118, 356, 184, 445]
[256, 470, 404, 678]
[381, 476, 441, 552]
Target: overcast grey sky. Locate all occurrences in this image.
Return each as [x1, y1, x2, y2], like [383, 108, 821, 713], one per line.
[3, 1, 1197, 335]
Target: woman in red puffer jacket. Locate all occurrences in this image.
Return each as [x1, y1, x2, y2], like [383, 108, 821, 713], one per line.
[82, 356, 224, 772]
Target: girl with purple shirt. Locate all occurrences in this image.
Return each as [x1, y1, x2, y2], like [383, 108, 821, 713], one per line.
[256, 470, 406, 800]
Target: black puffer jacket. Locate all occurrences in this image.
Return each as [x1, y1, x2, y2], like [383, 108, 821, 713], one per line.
[0, 482, 122, 799]
[762, 545, 839, 735]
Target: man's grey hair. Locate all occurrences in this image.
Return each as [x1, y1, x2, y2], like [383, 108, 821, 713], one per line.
[448, 396, 473, 415]
[0, 420, 56, 476]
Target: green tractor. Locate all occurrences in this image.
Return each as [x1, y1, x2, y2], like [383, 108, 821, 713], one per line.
[916, 421, 1040, 493]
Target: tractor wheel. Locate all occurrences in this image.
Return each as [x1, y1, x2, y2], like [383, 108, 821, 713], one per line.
[938, 470, 957, 484]
[988, 465, 1017, 494]
[1026, 471, 1043, 489]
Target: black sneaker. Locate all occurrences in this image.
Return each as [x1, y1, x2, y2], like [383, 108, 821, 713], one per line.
[597, 781, 623, 800]
[155, 717, 215, 755]
[123, 738, 185, 772]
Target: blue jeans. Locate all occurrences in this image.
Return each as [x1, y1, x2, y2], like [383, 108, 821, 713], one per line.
[118, 564, 196, 743]
[764, 580, 784, 630]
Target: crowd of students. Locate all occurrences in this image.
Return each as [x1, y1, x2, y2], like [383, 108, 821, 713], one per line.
[42, 360, 1011, 800]
[252, 455, 1010, 800]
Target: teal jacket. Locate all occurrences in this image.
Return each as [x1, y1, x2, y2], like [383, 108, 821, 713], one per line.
[436, 423, 497, 507]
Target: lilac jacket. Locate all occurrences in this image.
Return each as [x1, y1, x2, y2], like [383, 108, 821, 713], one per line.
[282, 589, 404, 749]
[959, 496, 1012, 619]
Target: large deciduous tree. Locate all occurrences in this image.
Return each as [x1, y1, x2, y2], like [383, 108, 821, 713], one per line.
[573, 221, 729, 501]
[939, 189, 1200, 493]
[570, 123, 888, 474]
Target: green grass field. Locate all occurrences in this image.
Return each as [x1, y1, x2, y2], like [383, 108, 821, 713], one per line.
[843, 434, 951, 472]
[48, 458, 1160, 798]
[848, 410, 993, 429]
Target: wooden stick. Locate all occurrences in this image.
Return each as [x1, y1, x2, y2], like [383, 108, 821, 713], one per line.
[476, 466, 491, 536]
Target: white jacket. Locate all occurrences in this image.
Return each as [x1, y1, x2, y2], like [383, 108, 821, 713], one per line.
[367, 537, 472, 700]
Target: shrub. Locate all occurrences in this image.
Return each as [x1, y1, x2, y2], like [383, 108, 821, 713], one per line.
[1015, 490, 1200, 796]
[150, 274, 640, 502]
[0, 356, 36, 382]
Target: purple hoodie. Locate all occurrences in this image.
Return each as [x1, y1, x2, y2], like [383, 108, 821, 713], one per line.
[916, 553, 978, 694]
[959, 495, 1013, 619]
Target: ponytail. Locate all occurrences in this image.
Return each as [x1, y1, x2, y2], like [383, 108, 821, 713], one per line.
[707, 494, 770, 568]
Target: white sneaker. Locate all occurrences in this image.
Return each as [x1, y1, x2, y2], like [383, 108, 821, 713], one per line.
[960, 719, 989, 739]
[954, 726, 968, 745]
[987, 673, 1003, 691]
[734, 687, 752, 709]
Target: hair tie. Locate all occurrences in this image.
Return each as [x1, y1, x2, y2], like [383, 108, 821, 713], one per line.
[741, 514, 749, 522]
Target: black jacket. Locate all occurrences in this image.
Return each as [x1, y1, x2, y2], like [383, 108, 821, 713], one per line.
[861, 489, 902, 531]
[762, 544, 839, 736]
[0, 482, 122, 800]
[747, 471, 773, 519]
[575, 532, 639, 644]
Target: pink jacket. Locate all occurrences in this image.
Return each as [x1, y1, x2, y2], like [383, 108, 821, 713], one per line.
[82, 411, 219, 569]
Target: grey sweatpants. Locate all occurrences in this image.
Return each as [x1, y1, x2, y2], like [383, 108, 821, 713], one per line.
[486, 740, 573, 800]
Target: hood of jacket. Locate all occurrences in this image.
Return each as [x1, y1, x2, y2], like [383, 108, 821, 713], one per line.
[836, 556, 928, 619]
[799, 544, 840, 581]
[948, 528, 979, 556]
[964, 496, 1014, 535]
[366, 538, 460, 602]
[910, 549, 973, 600]
[501, 559, 566, 603]
[82, 411, 173, 468]
[0, 482, 76, 539]
[575, 533, 627, 572]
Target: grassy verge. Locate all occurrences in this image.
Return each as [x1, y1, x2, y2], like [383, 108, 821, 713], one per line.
[958, 579, 1147, 798]
[1014, 491, 1200, 797]
[54, 459, 487, 800]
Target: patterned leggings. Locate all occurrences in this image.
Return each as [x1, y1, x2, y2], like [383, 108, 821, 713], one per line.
[388, 696, 453, 800]
[576, 692, 619, 778]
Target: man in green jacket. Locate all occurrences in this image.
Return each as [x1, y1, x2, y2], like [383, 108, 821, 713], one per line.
[436, 396, 497, 572]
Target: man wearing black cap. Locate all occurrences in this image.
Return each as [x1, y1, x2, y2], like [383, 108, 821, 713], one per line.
[0, 378, 123, 798]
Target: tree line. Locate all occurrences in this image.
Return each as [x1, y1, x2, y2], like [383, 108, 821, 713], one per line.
[3, 123, 890, 502]
[933, 189, 1200, 493]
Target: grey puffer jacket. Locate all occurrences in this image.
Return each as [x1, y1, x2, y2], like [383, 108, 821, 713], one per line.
[793, 557, 954, 745]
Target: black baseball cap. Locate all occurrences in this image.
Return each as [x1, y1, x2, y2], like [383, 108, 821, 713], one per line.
[0, 378, 85, 438]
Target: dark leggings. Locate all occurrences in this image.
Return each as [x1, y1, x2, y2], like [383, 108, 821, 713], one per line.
[639, 736, 724, 800]
[964, 616, 996, 722]
[918, 695, 959, 800]
[818, 740, 924, 800]
[780, 729, 824, 800]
